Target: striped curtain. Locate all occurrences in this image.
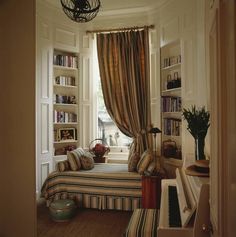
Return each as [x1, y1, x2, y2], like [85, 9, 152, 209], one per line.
[96, 27, 152, 159]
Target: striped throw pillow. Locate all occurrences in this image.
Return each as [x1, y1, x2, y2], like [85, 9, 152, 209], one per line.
[67, 150, 82, 171]
[137, 150, 153, 175]
[80, 152, 94, 170]
[56, 160, 70, 172]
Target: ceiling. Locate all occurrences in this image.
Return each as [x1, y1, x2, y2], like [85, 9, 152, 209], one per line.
[46, 0, 161, 12]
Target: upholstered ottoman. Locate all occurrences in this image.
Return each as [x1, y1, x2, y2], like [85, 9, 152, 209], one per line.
[49, 199, 77, 222]
[125, 209, 159, 237]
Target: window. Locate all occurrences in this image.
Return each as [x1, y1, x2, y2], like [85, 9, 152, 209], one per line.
[93, 39, 132, 159]
[97, 79, 132, 150]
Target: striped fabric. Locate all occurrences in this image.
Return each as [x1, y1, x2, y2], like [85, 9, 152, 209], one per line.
[67, 150, 82, 171]
[128, 152, 141, 172]
[80, 153, 94, 170]
[41, 164, 142, 211]
[56, 160, 70, 172]
[125, 209, 159, 237]
[137, 150, 153, 175]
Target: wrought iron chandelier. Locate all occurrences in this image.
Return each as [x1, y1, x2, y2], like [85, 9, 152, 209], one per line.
[60, 0, 101, 23]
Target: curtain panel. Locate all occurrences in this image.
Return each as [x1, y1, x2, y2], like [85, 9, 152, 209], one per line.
[96, 27, 152, 159]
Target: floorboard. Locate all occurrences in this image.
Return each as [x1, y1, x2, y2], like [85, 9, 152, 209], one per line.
[37, 200, 132, 237]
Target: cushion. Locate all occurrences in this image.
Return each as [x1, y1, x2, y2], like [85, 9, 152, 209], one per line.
[67, 150, 82, 171]
[80, 152, 94, 170]
[146, 160, 156, 175]
[125, 209, 159, 237]
[128, 152, 141, 172]
[56, 160, 70, 172]
[137, 150, 153, 175]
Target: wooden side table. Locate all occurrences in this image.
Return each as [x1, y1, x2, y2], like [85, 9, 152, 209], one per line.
[93, 156, 107, 163]
[141, 174, 163, 209]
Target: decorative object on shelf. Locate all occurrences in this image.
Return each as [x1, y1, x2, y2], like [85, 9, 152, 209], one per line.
[55, 145, 76, 156]
[162, 139, 177, 158]
[89, 138, 110, 159]
[149, 127, 162, 174]
[58, 128, 77, 141]
[166, 73, 181, 90]
[60, 0, 101, 23]
[182, 105, 210, 160]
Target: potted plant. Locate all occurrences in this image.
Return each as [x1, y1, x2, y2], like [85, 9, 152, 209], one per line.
[182, 105, 210, 160]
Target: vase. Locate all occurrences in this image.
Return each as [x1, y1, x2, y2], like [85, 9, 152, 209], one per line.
[194, 136, 205, 160]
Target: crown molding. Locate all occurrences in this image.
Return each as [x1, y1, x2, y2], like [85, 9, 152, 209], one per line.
[38, 0, 169, 17]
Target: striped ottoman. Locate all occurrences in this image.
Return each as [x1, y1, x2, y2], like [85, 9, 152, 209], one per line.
[125, 209, 159, 237]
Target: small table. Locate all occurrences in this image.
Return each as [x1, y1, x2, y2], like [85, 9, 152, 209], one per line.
[93, 156, 107, 163]
[141, 173, 164, 209]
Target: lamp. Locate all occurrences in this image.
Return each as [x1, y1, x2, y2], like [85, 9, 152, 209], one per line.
[60, 0, 101, 23]
[149, 127, 162, 173]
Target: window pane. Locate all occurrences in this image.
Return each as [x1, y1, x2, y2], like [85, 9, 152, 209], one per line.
[97, 80, 132, 148]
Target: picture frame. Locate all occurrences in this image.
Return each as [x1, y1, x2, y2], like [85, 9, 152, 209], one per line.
[58, 128, 76, 141]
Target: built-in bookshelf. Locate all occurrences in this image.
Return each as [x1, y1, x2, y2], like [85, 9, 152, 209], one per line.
[53, 49, 79, 157]
[160, 40, 182, 159]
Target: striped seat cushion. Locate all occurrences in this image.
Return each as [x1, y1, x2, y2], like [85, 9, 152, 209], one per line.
[125, 209, 159, 237]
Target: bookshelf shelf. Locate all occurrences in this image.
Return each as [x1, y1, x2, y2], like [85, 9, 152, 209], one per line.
[161, 87, 181, 94]
[53, 65, 78, 71]
[54, 140, 78, 144]
[54, 122, 78, 125]
[161, 63, 181, 71]
[54, 103, 78, 107]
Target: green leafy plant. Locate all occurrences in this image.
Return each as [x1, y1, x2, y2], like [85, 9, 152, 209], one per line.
[182, 105, 210, 139]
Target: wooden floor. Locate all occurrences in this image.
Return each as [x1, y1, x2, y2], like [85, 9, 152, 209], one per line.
[37, 201, 132, 237]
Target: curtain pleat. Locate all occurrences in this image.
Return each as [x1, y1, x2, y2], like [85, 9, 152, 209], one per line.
[96, 28, 152, 158]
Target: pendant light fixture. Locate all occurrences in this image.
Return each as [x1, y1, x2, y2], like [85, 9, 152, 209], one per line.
[60, 0, 101, 23]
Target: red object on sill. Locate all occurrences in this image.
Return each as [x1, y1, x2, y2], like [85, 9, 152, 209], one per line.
[141, 175, 163, 209]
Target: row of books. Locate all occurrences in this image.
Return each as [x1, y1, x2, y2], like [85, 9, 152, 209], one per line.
[162, 55, 181, 68]
[54, 110, 77, 123]
[53, 94, 76, 104]
[55, 76, 76, 86]
[53, 54, 78, 68]
[163, 118, 181, 136]
[161, 96, 182, 112]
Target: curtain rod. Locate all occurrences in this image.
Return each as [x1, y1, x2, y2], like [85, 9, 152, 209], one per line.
[86, 25, 154, 34]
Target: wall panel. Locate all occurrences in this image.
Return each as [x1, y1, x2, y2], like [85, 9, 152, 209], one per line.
[41, 162, 50, 188]
[41, 48, 50, 99]
[82, 56, 91, 102]
[54, 26, 79, 52]
[161, 17, 180, 45]
[41, 103, 50, 154]
[81, 104, 91, 148]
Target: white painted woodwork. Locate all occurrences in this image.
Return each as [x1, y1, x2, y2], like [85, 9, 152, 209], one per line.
[81, 104, 92, 148]
[80, 55, 93, 148]
[161, 17, 180, 46]
[41, 103, 50, 154]
[36, 17, 53, 196]
[54, 26, 80, 52]
[41, 162, 50, 188]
